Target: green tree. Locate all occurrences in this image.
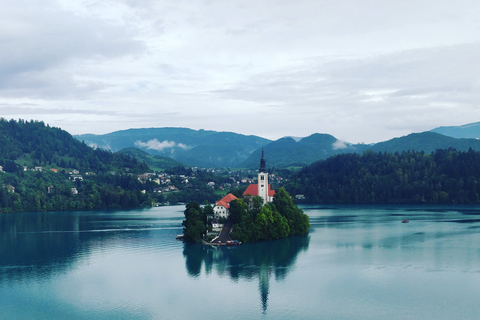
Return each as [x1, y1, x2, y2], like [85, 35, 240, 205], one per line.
[229, 199, 247, 224]
[182, 202, 206, 243]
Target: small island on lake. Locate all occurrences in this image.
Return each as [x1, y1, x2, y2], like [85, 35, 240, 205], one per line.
[182, 150, 310, 244]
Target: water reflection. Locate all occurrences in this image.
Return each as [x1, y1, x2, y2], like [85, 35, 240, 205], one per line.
[183, 235, 310, 313]
[0, 210, 173, 283]
[0, 212, 86, 282]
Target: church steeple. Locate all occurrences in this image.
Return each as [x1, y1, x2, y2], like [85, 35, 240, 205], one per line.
[257, 149, 268, 205]
[242, 149, 276, 205]
[259, 148, 266, 173]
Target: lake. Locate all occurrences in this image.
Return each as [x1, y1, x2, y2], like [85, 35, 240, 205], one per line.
[1, 205, 480, 319]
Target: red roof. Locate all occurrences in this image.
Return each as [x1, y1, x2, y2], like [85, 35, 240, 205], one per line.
[243, 184, 275, 197]
[215, 193, 238, 209]
[216, 200, 230, 209]
[243, 184, 258, 196]
[221, 193, 238, 203]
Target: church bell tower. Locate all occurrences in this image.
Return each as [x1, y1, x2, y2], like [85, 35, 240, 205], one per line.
[258, 149, 268, 204]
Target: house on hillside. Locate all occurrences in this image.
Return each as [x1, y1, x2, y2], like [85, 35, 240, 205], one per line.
[243, 149, 275, 204]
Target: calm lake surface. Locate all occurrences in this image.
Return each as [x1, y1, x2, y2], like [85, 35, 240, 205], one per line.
[1, 205, 480, 319]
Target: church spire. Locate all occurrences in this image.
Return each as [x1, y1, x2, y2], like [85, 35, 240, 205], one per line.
[259, 148, 266, 173]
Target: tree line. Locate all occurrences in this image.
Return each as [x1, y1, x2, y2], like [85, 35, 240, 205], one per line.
[285, 148, 480, 204]
[0, 170, 153, 212]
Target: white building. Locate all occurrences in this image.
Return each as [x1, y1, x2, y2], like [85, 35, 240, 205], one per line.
[243, 150, 275, 205]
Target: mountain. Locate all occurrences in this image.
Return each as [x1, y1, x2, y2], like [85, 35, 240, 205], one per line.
[369, 131, 480, 154]
[119, 148, 183, 171]
[242, 134, 369, 168]
[430, 122, 480, 139]
[0, 119, 147, 173]
[74, 124, 480, 170]
[0, 119, 152, 213]
[75, 128, 270, 168]
[243, 131, 480, 169]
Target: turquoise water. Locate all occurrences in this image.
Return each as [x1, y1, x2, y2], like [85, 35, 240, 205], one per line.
[1, 205, 480, 319]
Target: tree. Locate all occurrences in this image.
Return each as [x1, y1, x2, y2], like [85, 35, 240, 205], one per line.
[229, 199, 247, 224]
[182, 202, 206, 243]
[229, 188, 309, 243]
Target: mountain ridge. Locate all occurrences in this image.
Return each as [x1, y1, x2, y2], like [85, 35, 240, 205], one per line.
[75, 127, 270, 168]
[430, 121, 480, 139]
[75, 123, 480, 169]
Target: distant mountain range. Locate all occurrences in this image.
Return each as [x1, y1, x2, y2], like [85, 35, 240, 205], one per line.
[430, 122, 480, 139]
[75, 128, 269, 168]
[241, 134, 369, 168]
[74, 122, 480, 169]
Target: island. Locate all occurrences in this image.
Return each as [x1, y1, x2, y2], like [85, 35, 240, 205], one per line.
[182, 150, 310, 244]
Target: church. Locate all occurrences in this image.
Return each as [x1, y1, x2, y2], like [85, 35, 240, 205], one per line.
[243, 149, 275, 204]
[212, 150, 275, 223]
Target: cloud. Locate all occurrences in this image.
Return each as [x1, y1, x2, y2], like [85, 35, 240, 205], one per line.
[2, 0, 480, 143]
[0, 0, 144, 99]
[135, 139, 189, 151]
[0, 104, 112, 116]
[213, 42, 480, 142]
[332, 140, 348, 150]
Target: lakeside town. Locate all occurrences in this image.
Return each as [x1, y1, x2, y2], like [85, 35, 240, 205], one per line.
[1, 163, 288, 206]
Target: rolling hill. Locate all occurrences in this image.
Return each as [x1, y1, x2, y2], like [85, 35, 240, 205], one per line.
[369, 131, 480, 154]
[431, 122, 480, 139]
[118, 148, 183, 171]
[74, 124, 480, 169]
[241, 134, 369, 168]
[75, 128, 270, 168]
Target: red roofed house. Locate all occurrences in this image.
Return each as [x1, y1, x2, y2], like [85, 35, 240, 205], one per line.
[213, 193, 238, 219]
[243, 149, 275, 205]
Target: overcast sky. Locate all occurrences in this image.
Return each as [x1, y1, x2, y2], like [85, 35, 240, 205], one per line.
[1, 0, 480, 143]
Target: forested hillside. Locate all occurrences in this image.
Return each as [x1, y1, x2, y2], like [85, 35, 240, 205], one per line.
[75, 127, 270, 168]
[431, 121, 480, 139]
[286, 149, 480, 205]
[0, 119, 153, 212]
[242, 134, 367, 168]
[0, 119, 148, 173]
[119, 147, 183, 171]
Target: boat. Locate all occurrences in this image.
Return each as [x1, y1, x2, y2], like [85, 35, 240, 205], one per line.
[401, 220, 409, 223]
[175, 234, 184, 240]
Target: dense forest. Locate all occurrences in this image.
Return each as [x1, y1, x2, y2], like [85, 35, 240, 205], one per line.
[0, 119, 148, 173]
[229, 188, 310, 243]
[0, 119, 152, 212]
[286, 148, 480, 205]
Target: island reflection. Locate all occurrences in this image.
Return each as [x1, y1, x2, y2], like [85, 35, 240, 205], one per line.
[183, 235, 310, 313]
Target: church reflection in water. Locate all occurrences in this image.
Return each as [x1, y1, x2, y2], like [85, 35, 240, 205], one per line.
[182, 235, 310, 313]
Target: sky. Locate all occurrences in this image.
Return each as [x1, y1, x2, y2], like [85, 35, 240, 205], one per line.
[1, 0, 480, 144]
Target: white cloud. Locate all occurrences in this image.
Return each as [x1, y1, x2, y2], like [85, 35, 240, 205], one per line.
[0, 0, 144, 99]
[135, 139, 189, 151]
[333, 140, 348, 150]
